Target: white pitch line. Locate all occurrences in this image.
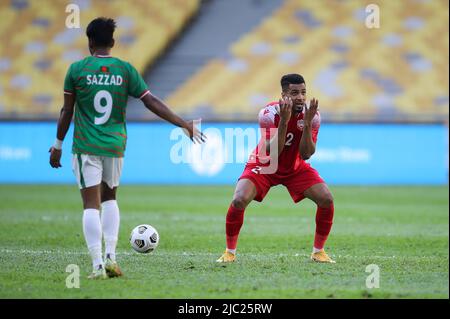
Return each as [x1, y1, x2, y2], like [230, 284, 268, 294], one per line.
[0, 248, 436, 260]
[0, 248, 207, 257]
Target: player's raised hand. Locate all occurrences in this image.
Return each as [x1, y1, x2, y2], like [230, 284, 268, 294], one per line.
[279, 96, 292, 124]
[304, 98, 319, 124]
[49, 147, 62, 168]
[183, 120, 207, 144]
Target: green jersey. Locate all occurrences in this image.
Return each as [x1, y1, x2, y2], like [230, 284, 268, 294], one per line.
[64, 55, 149, 157]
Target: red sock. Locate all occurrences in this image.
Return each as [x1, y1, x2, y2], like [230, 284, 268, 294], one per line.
[314, 203, 334, 250]
[225, 204, 245, 250]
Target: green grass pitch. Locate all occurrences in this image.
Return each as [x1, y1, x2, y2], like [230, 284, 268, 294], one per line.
[0, 185, 448, 298]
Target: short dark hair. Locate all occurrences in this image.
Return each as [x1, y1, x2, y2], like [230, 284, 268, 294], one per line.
[281, 74, 305, 91]
[86, 17, 116, 47]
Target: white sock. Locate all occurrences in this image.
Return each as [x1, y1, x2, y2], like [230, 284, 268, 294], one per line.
[82, 209, 103, 269]
[313, 247, 323, 253]
[226, 248, 236, 254]
[101, 200, 120, 262]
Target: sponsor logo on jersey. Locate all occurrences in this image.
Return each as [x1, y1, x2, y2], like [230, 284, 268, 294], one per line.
[297, 119, 304, 130]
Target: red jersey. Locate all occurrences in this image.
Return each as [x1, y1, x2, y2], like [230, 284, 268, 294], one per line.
[247, 101, 321, 175]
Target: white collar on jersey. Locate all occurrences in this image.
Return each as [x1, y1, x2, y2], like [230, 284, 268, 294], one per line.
[94, 54, 112, 58]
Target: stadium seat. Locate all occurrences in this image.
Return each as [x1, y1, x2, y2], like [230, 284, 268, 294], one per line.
[0, 0, 200, 117]
[164, 0, 449, 122]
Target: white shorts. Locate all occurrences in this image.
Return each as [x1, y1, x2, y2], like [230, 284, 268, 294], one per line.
[72, 154, 123, 189]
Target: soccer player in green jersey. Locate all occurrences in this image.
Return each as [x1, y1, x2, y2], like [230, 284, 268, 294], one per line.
[49, 17, 205, 279]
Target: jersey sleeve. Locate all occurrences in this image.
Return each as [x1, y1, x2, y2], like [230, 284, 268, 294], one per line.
[258, 106, 278, 142]
[311, 111, 321, 143]
[127, 63, 150, 99]
[63, 64, 74, 95]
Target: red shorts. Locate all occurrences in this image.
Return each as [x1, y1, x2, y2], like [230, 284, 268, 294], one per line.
[239, 163, 325, 203]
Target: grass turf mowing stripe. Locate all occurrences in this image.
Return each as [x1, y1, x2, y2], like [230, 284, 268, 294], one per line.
[0, 185, 447, 298]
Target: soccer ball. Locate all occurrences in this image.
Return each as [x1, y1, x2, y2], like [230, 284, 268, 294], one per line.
[130, 224, 159, 253]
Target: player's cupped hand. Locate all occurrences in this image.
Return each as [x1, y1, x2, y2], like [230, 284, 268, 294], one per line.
[279, 96, 293, 123]
[304, 98, 319, 124]
[49, 147, 62, 168]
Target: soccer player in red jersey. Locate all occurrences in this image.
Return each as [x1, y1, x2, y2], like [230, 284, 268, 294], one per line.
[217, 74, 335, 263]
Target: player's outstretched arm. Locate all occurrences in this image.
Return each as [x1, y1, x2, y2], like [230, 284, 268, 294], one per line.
[141, 93, 205, 144]
[299, 98, 318, 160]
[49, 93, 75, 168]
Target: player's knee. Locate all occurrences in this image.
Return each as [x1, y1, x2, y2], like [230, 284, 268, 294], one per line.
[101, 184, 116, 202]
[318, 192, 334, 208]
[231, 197, 249, 210]
[83, 200, 100, 210]
[101, 193, 116, 202]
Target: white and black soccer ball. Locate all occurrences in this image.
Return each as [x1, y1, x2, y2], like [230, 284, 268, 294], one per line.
[130, 224, 159, 253]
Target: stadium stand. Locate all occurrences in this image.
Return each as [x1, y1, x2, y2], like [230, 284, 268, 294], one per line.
[164, 0, 449, 122]
[0, 0, 199, 118]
